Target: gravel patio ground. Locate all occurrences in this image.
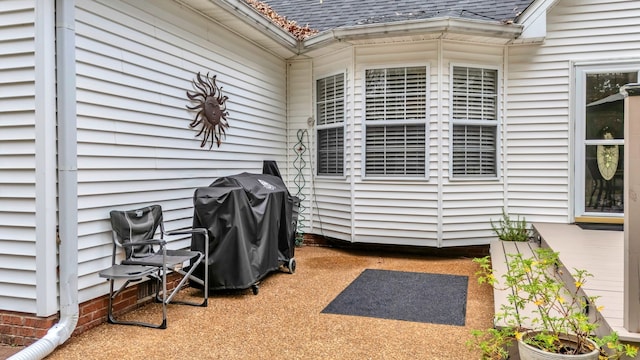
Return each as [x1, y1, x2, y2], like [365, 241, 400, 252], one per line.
[9, 245, 494, 359]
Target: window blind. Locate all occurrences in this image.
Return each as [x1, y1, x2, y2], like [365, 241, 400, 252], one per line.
[452, 125, 496, 176]
[317, 74, 345, 126]
[316, 74, 345, 176]
[364, 66, 427, 177]
[366, 124, 426, 175]
[318, 127, 344, 176]
[451, 66, 498, 177]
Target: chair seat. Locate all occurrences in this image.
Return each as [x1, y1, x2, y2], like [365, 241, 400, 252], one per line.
[99, 264, 158, 280]
[122, 250, 200, 268]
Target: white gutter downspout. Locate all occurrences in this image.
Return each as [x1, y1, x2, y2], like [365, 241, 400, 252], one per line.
[9, 0, 79, 358]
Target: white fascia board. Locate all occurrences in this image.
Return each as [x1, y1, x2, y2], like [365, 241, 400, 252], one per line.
[302, 17, 522, 52]
[514, 0, 559, 42]
[214, 0, 299, 49]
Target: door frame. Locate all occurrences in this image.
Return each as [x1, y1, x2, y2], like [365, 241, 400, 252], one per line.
[573, 61, 640, 222]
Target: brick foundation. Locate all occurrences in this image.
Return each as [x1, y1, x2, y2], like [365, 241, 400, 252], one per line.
[0, 312, 58, 346]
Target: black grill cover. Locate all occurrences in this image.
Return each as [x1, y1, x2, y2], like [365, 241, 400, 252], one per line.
[191, 172, 296, 291]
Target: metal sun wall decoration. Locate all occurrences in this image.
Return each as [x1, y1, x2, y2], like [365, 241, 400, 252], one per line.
[186, 72, 230, 149]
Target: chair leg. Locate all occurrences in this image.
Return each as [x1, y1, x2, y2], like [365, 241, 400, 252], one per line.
[106, 278, 167, 329]
[203, 247, 209, 306]
[153, 272, 164, 304]
[162, 264, 167, 324]
[166, 253, 208, 307]
[106, 278, 117, 324]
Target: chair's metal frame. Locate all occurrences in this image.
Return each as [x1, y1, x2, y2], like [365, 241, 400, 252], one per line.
[99, 205, 209, 329]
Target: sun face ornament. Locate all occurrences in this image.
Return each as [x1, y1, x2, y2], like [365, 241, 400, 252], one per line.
[186, 72, 230, 149]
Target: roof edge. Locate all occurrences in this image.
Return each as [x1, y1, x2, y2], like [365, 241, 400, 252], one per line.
[302, 17, 523, 51]
[215, 0, 299, 49]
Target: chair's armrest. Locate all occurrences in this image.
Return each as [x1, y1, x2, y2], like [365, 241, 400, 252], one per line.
[165, 228, 209, 258]
[165, 228, 207, 236]
[120, 238, 166, 247]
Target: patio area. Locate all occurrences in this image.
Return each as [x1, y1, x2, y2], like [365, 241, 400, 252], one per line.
[4, 223, 637, 359]
[6, 245, 494, 359]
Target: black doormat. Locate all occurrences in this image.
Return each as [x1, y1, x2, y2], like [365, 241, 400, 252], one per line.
[577, 223, 623, 231]
[321, 269, 468, 326]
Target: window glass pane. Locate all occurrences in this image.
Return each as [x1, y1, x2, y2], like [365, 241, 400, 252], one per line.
[364, 66, 428, 177]
[317, 127, 344, 176]
[317, 74, 345, 126]
[365, 69, 386, 96]
[316, 73, 345, 175]
[366, 124, 425, 176]
[452, 124, 496, 176]
[585, 72, 637, 140]
[451, 66, 498, 178]
[452, 67, 497, 121]
[585, 144, 623, 213]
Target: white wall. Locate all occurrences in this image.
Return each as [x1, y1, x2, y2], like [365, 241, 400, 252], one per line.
[5, 0, 640, 316]
[310, 49, 354, 241]
[285, 59, 314, 238]
[73, 0, 289, 305]
[507, 0, 640, 222]
[351, 42, 441, 246]
[298, 41, 509, 247]
[291, 0, 640, 248]
[0, 0, 59, 315]
[0, 0, 290, 316]
[440, 41, 507, 246]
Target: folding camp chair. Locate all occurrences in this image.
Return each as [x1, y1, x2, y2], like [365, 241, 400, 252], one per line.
[98, 205, 209, 329]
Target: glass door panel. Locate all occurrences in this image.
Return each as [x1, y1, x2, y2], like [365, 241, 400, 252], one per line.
[582, 72, 636, 215]
[584, 144, 624, 213]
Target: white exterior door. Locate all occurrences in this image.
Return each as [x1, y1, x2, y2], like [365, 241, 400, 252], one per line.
[574, 63, 639, 220]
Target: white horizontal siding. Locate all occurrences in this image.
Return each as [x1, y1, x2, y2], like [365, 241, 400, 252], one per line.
[506, 0, 640, 224]
[0, 0, 39, 313]
[301, 40, 518, 246]
[8, 1, 640, 319]
[291, 0, 640, 248]
[506, 36, 572, 223]
[75, 0, 288, 303]
[350, 42, 440, 246]
[439, 41, 506, 245]
[303, 50, 354, 241]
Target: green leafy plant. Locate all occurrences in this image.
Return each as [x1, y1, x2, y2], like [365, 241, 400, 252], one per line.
[472, 249, 638, 359]
[467, 327, 514, 360]
[490, 209, 531, 242]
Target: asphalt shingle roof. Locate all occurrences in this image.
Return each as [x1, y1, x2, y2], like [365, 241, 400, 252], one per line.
[261, 0, 535, 32]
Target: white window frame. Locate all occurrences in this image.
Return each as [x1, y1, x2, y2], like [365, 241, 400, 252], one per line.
[449, 64, 500, 181]
[574, 62, 640, 219]
[362, 64, 429, 180]
[315, 72, 346, 177]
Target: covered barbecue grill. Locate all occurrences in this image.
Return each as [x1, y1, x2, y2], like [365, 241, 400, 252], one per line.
[190, 170, 298, 294]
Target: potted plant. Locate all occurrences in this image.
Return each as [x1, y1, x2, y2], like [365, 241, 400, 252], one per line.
[471, 248, 639, 359]
[491, 209, 531, 242]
